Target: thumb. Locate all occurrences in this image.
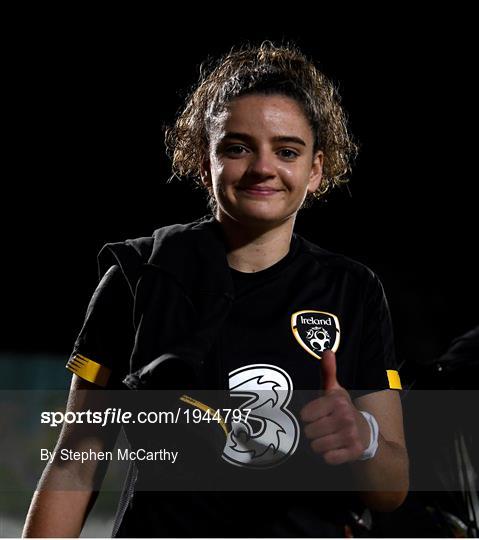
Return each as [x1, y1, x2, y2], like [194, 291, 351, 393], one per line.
[320, 349, 342, 392]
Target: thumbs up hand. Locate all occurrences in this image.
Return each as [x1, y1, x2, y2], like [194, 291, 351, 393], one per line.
[299, 350, 371, 465]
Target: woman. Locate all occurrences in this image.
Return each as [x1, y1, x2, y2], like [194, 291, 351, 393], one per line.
[23, 40, 408, 537]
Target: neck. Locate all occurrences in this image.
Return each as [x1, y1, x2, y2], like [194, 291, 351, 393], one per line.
[215, 212, 296, 273]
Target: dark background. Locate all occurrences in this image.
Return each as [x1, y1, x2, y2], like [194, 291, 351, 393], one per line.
[3, 11, 476, 386]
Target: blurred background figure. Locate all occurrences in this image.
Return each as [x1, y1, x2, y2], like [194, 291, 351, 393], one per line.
[368, 326, 479, 538]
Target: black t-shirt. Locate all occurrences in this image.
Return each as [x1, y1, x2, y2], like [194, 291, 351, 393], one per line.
[65, 227, 402, 537]
[66, 264, 136, 390]
[217, 231, 400, 397]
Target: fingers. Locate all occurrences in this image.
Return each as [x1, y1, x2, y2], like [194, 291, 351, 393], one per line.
[303, 413, 350, 440]
[300, 395, 334, 423]
[306, 427, 364, 465]
[303, 414, 336, 440]
[300, 350, 364, 465]
[322, 448, 358, 466]
[300, 388, 351, 423]
[310, 432, 344, 456]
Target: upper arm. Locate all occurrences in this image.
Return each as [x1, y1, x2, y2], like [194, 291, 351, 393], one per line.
[354, 389, 406, 449]
[50, 373, 121, 489]
[354, 271, 402, 395]
[66, 264, 135, 389]
[52, 264, 134, 487]
[60, 373, 121, 452]
[353, 271, 406, 449]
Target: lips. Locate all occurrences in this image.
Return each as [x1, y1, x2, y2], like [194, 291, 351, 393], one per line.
[245, 187, 279, 191]
[240, 185, 282, 193]
[241, 187, 281, 196]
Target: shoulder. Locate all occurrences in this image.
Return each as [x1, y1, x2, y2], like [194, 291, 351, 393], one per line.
[149, 214, 217, 252]
[102, 214, 214, 258]
[295, 233, 381, 290]
[96, 215, 215, 292]
[100, 214, 212, 251]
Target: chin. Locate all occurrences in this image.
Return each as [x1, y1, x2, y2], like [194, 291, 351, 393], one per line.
[219, 197, 295, 226]
[233, 207, 288, 227]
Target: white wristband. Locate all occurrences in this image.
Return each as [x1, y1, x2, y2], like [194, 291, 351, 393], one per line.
[358, 410, 379, 461]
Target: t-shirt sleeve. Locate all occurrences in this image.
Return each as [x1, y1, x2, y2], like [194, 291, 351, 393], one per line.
[65, 264, 135, 388]
[354, 270, 402, 395]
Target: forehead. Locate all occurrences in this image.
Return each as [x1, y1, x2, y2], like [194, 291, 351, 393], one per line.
[210, 94, 313, 144]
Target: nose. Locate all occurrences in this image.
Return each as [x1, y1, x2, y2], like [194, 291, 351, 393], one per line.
[247, 150, 276, 179]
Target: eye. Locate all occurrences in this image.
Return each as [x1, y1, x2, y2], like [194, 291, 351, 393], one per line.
[278, 148, 299, 159]
[225, 145, 248, 156]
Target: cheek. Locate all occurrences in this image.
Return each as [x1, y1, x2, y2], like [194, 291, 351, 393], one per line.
[277, 164, 294, 178]
[277, 163, 307, 187]
[209, 156, 225, 187]
[213, 159, 242, 186]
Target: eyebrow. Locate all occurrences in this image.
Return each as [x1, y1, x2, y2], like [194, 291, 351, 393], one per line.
[221, 131, 307, 147]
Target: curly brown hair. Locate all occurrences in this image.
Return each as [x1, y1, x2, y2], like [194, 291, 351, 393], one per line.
[164, 40, 358, 214]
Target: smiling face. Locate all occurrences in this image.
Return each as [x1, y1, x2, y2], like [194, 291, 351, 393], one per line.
[201, 94, 323, 228]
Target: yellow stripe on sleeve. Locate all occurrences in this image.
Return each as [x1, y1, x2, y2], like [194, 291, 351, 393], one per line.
[66, 353, 111, 387]
[386, 369, 402, 390]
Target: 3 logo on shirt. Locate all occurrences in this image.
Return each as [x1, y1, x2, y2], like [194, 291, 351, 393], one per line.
[219, 311, 341, 470]
[291, 310, 341, 360]
[222, 364, 299, 469]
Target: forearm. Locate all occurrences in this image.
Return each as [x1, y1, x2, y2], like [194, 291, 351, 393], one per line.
[23, 376, 119, 536]
[349, 433, 409, 511]
[23, 464, 98, 538]
[23, 489, 96, 538]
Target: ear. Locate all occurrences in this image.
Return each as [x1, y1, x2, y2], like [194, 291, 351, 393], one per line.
[200, 158, 212, 189]
[307, 150, 324, 194]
